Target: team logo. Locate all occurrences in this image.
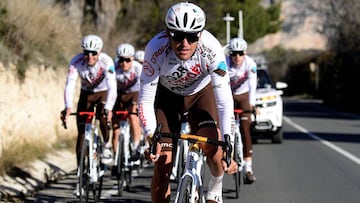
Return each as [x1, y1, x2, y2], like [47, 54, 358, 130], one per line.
[143, 61, 155, 77]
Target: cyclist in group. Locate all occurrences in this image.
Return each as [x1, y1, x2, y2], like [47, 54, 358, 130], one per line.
[138, 2, 237, 203]
[227, 37, 257, 183]
[112, 43, 143, 164]
[134, 50, 145, 64]
[61, 34, 117, 195]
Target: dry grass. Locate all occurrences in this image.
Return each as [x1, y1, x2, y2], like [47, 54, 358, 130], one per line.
[3, 0, 81, 66]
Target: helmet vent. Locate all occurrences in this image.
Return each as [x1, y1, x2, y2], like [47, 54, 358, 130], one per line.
[183, 12, 188, 28]
[175, 17, 180, 29]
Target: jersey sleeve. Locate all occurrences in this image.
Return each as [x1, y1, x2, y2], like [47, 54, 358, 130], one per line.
[64, 59, 79, 108]
[138, 43, 159, 137]
[104, 58, 117, 110]
[204, 31, 235, 138]
[248, 57, 257, 106]
[211, 62, 235, 138]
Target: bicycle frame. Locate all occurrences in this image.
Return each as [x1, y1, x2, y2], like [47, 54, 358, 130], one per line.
[77, 111, 104, 202]
[170, 120, 190, 182]
[114, 111, 131, 169]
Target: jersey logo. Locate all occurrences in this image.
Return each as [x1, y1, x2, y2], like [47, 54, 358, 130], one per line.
[143, 61, 155, 77]
[213, 61, 227, 77]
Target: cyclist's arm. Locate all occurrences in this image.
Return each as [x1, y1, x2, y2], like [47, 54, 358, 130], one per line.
[138, 75, 159, 137]
[211, 62, 234, 138]
[64, 64, 79, 114]
[248, 58, 257, 107]
[104, 64, 117, 111]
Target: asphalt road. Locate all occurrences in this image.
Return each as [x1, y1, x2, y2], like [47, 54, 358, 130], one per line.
[26, 98, 360, 202]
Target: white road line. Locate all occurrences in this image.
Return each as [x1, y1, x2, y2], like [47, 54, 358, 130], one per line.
[284, 116, 360, 166]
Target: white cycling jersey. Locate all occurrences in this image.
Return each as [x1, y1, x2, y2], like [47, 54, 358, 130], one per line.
[138, 30, 234, 137]
[64, 52, 117, 110]
[114, 59, 142, 93]
[226, 55, 257, 106]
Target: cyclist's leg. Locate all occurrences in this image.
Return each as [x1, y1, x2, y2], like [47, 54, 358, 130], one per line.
[75, 90, 94, 166]
[127, 92, 142, 153]
[234, 93, 256, 183]
[185, 84, 224, 202]
[95, 90, 113, 164]
[152, 84, 182, 203]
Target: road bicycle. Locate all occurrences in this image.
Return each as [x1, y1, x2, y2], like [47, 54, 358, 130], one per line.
[113, 110, 146, 196]
[150, 123, 232, 203]
[61, 109, 105, 203]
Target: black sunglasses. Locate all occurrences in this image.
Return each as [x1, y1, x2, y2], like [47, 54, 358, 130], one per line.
[230, 51, 245, 57]
[119, 57, 132, 63]
[84, 50, 98, 56]
[168, 30, 200, 44]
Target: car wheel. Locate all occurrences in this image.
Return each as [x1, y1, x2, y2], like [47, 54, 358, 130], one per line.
[271, 128, 283, 144]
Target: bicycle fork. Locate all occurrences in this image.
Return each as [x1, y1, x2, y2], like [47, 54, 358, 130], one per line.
[175, 146, 205, 203]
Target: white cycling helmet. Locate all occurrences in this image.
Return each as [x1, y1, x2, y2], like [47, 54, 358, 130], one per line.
[229, 37, 248, 51]
[165, 2, 206, 33]
[116, 43, 135, 58]
[81, 34, 103, 52]
[135, 50, 145, 62]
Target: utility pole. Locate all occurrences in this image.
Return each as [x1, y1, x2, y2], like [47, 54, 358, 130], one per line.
[222, 13, 234, 43]
[238, 10, 243, 38]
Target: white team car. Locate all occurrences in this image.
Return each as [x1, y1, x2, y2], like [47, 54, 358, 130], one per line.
[251, 66, 287, 143]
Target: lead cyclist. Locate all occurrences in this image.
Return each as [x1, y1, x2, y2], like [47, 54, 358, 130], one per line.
[138, 2, 238, 203]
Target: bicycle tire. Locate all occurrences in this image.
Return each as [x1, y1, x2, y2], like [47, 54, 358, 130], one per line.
[95, 135, 104, 201]
[176, 175, 192, 203]
[125, 143, 132, 191]
[234, 134, 241, 198]
[117, 134, 125, 196]
[79, 139, 90, 203]
[175, 140, 184, 185]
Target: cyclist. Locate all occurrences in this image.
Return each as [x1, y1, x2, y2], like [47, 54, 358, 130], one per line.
[61, 34, 117, 195]
[227, 37, 257, 183]
[138, 2, 237, 203]
[134, 50, 145, 64]
[112, 43, 143, 164]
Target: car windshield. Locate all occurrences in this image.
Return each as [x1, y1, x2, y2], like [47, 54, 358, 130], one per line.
[257, 69, 275, 89]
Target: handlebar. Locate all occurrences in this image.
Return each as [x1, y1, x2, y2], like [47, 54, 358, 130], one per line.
[60, 111, 96, 129]
[149, 124, 232, 167]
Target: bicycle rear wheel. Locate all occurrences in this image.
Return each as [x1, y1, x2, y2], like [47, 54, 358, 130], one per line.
[234, 134, 241, 198]
[79, 140, 90, 203]
[117, 134, 125, 196]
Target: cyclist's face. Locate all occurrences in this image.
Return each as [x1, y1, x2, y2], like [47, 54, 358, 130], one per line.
[168, 30, 201, 61]
[230, 51, 245, 66]
[118, 57, 133, 72]
[84, 50, 99, 66]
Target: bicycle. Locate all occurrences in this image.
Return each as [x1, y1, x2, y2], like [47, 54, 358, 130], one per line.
[113, 110, 146, 195]
[150, 123, 232, 203]
[61, 109, 105, 202]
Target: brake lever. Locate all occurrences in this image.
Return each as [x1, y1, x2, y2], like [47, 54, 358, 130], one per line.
[61, 110, 67, 129]
[222, 134, 232, 167]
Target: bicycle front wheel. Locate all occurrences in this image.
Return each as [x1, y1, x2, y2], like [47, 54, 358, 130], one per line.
[176, 175, 204, 203]
[79, 140, 90, 203]
[234, 133, 241, 198]
[116, 134, 125, 196]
